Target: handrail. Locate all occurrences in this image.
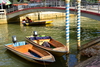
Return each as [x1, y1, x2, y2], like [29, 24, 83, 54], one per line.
[0, 1, 100, 14]
[0, 9, 6, 19]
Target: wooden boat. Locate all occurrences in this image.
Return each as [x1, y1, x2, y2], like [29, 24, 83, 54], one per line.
[26, 36, 68, 56]
[5, 41, 55, 65]
[22, 20, 53, 26]
[80, 37, 100, 57]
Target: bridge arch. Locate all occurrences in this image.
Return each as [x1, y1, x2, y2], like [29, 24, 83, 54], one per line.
[6, 7, 66, 20]
[6, 7, 100, 21]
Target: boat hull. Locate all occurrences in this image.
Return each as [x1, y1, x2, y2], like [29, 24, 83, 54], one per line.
[23, 20, 52, 26]
[5, 42, 55, 65]
[26, 36, 68, 56]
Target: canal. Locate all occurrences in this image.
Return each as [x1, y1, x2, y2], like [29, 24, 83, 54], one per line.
[0, 16, 100, 67]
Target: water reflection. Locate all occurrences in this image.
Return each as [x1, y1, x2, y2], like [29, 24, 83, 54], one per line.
[0, 24, 8, 44]
[0, 17, 100, 67]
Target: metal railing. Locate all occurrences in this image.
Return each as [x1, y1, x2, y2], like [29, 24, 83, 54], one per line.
[0, 9, 6, 19]
[1, 1, 100, 14]
[5, 1, 65, 13]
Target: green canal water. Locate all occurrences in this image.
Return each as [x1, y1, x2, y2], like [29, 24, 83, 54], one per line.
[0, 17, 100, 67]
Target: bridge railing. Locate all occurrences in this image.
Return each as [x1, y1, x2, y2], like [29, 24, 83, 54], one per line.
[70, 1, 100, 13]
[5, 1, 100, 14]
[6, 1, 65, 13]
[0, 9, 6, 19]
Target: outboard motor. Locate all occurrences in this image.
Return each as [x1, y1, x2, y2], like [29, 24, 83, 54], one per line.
[12, 36, 17, 43]
[33, 31, 38, 37]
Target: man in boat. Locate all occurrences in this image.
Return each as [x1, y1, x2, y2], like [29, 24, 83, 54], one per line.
[26, 17, 33, 23]
[42, 42, 50, 47]
[22, 19, 26, 24]
[28, 19, 32, 23]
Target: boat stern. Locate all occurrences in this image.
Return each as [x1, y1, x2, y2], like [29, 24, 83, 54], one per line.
[46, 20, 53, 24]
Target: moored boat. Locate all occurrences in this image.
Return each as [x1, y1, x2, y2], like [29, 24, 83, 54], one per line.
[26, 31, 68, 56]
[5, 36, 55, 65]
[22, 20, 53, 26]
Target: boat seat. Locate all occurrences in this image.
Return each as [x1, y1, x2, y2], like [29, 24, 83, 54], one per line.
[24, 52, 33, 56]
[13, 41, 26, 46]
[49, 39, 63, 47]
[28, 49, 44, 57]
[48, 41, 57, 47]
[42, 42, 50, 47]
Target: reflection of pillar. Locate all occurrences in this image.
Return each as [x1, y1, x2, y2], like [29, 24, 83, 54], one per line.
[66, 55, 69, 67]
[65, 0, 70, 53]
[77, 0, 81, 50]
[77, 51, 81, 63]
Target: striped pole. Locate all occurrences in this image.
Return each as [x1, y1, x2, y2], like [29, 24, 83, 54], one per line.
[65, 0, 70, 53]
[77, 0, 81, 50]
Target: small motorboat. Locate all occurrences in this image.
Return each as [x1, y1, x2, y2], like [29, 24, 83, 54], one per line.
[5, 36, 55, 65]
[22, 19, 53, 26]
[26, 31, 68, 56]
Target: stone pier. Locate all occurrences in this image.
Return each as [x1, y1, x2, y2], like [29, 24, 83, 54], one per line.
[0, 9, 7, 24]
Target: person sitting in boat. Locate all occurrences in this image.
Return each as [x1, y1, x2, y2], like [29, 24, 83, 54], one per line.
[22, 19, 26, 24]
[42, 42, 50, 47]
[29, 19, 32, 23]
[26, 17, 32, 23]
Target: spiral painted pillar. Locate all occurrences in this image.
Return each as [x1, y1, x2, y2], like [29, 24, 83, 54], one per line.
[65, 0, 70, 53]
[77, 0, 81, 50]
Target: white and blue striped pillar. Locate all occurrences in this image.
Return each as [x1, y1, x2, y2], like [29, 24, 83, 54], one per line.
[77, 0, 81, 50]
[65, 0, 70, 53]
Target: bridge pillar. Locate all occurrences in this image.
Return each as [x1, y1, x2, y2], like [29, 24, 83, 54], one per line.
[0, 9, 7, 24]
